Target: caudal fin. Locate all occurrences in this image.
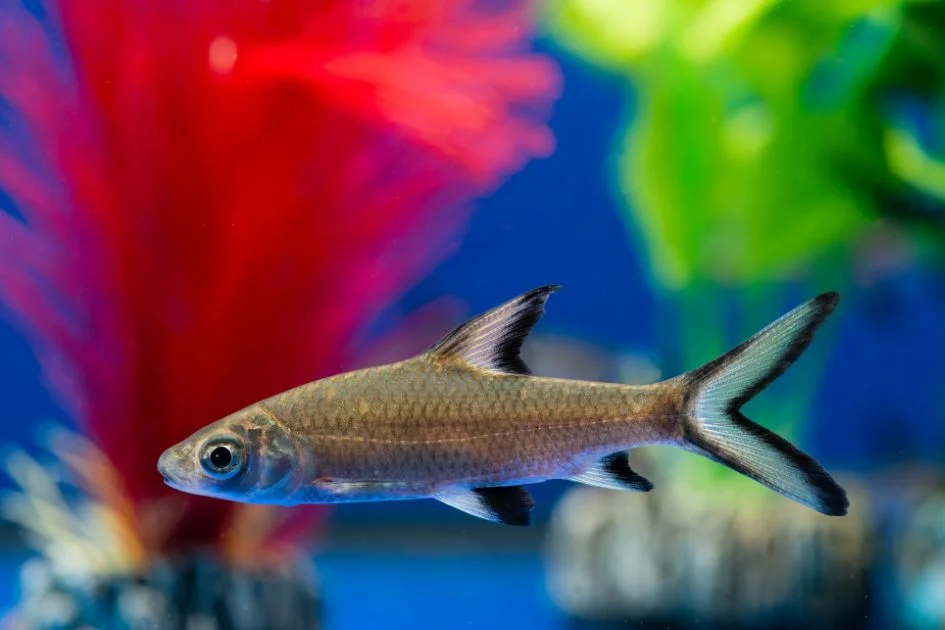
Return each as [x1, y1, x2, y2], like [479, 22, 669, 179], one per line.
[679, 292, 848, 516]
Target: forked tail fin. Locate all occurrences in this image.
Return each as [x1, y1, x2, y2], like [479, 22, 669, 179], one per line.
[679, 292, 848, 516]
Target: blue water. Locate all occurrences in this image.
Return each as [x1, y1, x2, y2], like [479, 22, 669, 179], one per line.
[0, 552, 21, 615]
[317, 551, 559, 628]
[0, 549, 563, 629]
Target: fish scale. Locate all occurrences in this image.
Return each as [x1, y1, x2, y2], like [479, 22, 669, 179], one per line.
[159, 285, 850, 526]
[257, 358, 675, 497]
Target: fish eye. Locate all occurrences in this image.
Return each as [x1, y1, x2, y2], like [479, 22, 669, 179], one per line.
[199, 437, 245, 480]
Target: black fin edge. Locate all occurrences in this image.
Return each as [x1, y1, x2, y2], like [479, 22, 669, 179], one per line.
[428, 285, 561, 375]
[687, 292, 839, 413]
[687, 412, 849, 516]
[473, 486, 535, 526]
[491, 285, 560, 374]
[602, 452, 654, 492]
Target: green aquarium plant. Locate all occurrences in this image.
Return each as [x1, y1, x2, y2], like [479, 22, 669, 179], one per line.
[544, 0, 945, 493]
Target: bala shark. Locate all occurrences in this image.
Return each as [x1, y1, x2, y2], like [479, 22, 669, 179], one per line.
[158, 286, 848, 525]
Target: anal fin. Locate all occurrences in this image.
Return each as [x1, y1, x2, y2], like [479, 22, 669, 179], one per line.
[569, 452, 653, 492]
[437, 486, 535, 526]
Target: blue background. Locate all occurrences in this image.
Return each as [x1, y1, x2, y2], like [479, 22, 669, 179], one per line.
[1, 36, 944, 629]
[3, 39, 945, 522]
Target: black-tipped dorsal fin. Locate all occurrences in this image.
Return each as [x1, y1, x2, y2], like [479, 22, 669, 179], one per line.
[426, 285, 560, 374]
[437, 486, 535, 526]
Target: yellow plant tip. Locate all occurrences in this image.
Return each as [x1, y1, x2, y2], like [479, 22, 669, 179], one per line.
[41, 423, 85, 448]
[1, 494, 37, 528]
[3, 450, 72, 515]
[1, 438, 148, 578]
[3, 449, 35, 489]
[681, 0, 779, 62]
[88, 504, 147, 573]
[543, 0, 667, 70]
[20, 497, 83, 541]
[723, 104, 773, 159]
[885, 127, 945, 201]
[40, 427, 141, 536]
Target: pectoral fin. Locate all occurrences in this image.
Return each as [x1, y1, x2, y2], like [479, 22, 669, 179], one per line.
[569, 452, 653, 492]
[437, 486, 535, 526]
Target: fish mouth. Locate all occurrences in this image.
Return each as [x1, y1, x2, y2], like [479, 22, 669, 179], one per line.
[157, 448, 182, 489]
[160, 468, 184, 491]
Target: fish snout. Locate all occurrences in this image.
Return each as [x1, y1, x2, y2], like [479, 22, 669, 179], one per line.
[157, 448, 173, 484]
[157, 445, 188, 488]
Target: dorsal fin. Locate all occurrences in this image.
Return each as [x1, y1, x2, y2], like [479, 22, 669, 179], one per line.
[426, 285, 560, 374]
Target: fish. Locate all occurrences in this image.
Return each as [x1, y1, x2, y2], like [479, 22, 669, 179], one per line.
[157, 286, 849, 526]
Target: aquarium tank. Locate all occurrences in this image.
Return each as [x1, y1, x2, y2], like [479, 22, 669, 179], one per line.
[0, 0, 944, 628]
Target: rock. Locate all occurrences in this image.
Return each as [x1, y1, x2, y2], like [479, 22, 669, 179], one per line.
[3, 554, 322, 630]
[544, 478, 872, 629]
[892, 477, 945, 629]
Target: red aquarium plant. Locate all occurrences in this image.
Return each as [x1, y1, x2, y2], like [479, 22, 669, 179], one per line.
[0, 0, 558, 625]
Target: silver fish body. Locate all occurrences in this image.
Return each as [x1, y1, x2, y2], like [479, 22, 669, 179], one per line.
[158, 286, 849, 525]
[263, 365, 672, 502]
